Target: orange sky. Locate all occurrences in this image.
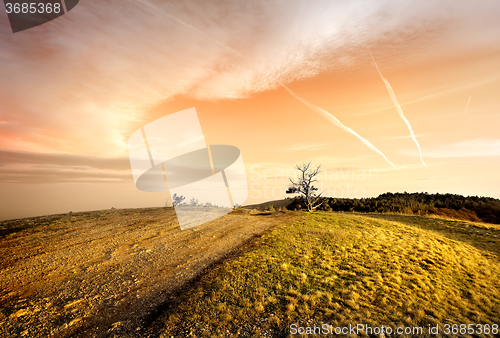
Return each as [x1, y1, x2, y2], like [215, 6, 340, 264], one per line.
[1, 0, 499, 220]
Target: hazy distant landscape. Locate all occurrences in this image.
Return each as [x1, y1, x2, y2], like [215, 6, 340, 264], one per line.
[1, 194, 499, 337]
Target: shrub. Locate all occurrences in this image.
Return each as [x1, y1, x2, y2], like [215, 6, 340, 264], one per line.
[264, 204, 275, 212]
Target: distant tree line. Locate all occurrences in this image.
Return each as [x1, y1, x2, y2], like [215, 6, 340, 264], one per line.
[169, 193, 228, 209]
[286, 192, 500, 224]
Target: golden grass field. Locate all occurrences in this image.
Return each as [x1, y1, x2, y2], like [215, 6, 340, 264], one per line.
[2, 208, 499, 337]
[148, 212, 500, 337]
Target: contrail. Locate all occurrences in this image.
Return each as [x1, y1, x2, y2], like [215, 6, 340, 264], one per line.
[460, 96, 471, 124]
[278, 81, 396, 167]
[132, 1, 397, 167]
[464, 96, 471, 113]
[369, 51, 427, 168]
[128, 0, 244, 58]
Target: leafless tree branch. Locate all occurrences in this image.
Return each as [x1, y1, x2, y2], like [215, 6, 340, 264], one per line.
[286, 162, 325, 212]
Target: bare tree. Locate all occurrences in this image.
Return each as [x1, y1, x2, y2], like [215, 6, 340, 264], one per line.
[286, 162, 325, 212]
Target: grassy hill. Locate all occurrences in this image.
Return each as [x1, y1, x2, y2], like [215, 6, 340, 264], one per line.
[147, 212, 500, 337]
[286, 192, 500, 224]
[243, 199, 294, 211]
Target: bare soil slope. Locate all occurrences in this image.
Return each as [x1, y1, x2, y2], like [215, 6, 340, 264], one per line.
[0, 207, 302, 337]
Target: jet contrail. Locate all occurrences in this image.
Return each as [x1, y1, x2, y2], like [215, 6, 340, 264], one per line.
[464, 96, 471, 113]
[278, 81, 396, 167]
[461, 96, 471, 122]
[132, 1, 397, 167]
[369, 51, 427, 168]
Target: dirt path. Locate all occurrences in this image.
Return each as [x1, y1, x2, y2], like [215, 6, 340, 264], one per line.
[0, 207, 302, 337]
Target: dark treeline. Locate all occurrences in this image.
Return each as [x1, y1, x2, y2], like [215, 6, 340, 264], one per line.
[286, 192, 500, 224]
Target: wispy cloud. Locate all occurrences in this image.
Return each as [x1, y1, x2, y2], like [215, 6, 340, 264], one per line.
[385, 134, 426, 140]
[281, 142, 335, 152]
[402, 139, 500, 158]
[0, 149, 129, 170]
[2, 0, 498, 156]
[0, 168, 130, 184]
[353, 72, 500, 118]
[0, 149, 130, 183]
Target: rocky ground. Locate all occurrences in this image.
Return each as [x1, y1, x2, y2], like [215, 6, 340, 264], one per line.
[0, 207, 301, 337]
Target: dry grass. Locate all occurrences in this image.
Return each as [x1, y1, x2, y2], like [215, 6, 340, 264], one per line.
[0, 208, 302, 337]
[151, 213, 500, 337]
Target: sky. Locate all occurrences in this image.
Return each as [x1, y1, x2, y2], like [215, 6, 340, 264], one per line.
[1, 0, 499, 220]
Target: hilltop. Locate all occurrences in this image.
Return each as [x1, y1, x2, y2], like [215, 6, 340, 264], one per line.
[1, 200, 499, 337]
[253, 192, 500, 224]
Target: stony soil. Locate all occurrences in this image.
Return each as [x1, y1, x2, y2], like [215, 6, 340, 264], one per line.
[0, 207, 302, 337]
